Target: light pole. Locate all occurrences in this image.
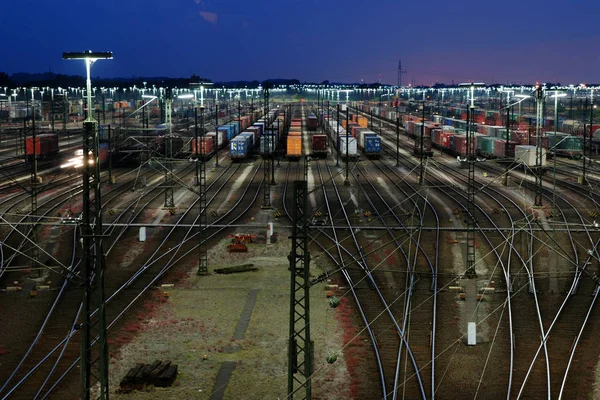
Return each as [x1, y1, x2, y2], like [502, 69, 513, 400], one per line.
[547, 91, 567, 209]
[62, 50, 112, 400]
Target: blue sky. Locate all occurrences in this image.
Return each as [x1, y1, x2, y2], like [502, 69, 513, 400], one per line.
[1, 0, 599, 85]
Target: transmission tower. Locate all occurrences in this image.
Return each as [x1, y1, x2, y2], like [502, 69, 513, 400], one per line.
[287, 180, 313, 399]
[63, 50, 112, 400]
[397, 60, 407, 88]
[262, 81, 272, 208]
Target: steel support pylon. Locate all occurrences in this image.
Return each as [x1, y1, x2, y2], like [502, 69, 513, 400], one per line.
[466, 104, 477, 278]
[164, 89, 174, 208]
[287, 180, 313, 400]
[534, 86, 545, 206]
[197, 106, 208, 275]
[30, 98, 39, 273]
[81, 120, 109, 399]
[262, 82, 272, 208]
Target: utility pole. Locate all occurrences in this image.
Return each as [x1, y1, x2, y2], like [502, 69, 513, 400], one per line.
[63, 50, 112, 400]
[287, 180, 313, 400]
[262, 81, 272, 208]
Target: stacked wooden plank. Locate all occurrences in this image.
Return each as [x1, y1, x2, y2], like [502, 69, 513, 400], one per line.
[119, 360, 178, 392]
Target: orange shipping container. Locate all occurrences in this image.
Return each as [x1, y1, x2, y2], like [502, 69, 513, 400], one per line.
[191, 137, 214, 155]
[357, 116, 368, 128]
[287, 136, 302, 156]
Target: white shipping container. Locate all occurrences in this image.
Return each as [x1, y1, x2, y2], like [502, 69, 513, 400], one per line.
[338, 135, 357, 157]
[358, 129, 376, 149]
[467, 322, 477, 345]
[340, 104, 347, 112]
[515, 145, 547, 168]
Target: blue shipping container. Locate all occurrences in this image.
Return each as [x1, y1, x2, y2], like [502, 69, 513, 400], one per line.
[364, 135, 381, 154]
[239, 132, 254, 149]
[230, 136, 250, 159]
[219, 125, 236, 141]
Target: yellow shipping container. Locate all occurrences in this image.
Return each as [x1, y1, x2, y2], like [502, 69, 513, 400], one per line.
[287, 136, 302, 156]
[357, 116, 368, 128]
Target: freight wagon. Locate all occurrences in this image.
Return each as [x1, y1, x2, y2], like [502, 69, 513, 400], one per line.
[155, 136, 184, 157]
[307, 114, 318, 131]
[357, 129, 381, 157]
[73, 142, 109, 166]
[26, 134, 59, 160]
[230, 135, 252, 160]
[190, 136, 215, 156]
[311, 134, 328, 157]
[286, 136, 302, 158]
[413, 135, 434, 157]
[337, 135, 358, 159]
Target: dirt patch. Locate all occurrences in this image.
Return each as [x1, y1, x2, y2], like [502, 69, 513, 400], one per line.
[109, 231, 351, 399]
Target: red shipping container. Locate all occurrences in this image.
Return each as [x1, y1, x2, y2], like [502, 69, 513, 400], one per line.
[312, 135, 327, 153]
[529, 136, 549, 148]
[452, 134, 467, 156]
[191, 137, 214, 155]
[440, 132, 455, 150]
[493, 140, 517, 158]
[26, 134, 59, 158]
[432, 129, 441, 147]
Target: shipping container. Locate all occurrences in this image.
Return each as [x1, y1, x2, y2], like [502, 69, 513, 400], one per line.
[515, 145, 547, 168]
[230, 135, 251, 160]
[413, 135, 434, 156]
[239, 132, 254, 151]
[155, 136, 184, 156]
[554, 135, 583, 158]
[337, 135, 358, 158]
[493, 139, 517, 158]
[191, 136, 214, 155]
[205, 131, 226, 149]
[311, 134, 327, 156]
[307, 114, 318, 131]
[26, 134, 59, 159]
[286, 136, 302, 157]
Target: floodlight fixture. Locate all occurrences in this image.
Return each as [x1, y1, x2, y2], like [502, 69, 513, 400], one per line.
[178, 94, 194, 99]
[62, 50, 113, 122]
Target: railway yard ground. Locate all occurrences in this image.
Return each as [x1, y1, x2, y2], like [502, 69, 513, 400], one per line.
[2, 98, 600, 399]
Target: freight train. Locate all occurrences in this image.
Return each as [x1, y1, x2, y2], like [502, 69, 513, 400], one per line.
[229, 108, 280, 161]
[354, 101, 581, 160]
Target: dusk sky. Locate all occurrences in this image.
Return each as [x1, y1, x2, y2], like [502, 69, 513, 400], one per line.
[2, 0, 599, 85]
